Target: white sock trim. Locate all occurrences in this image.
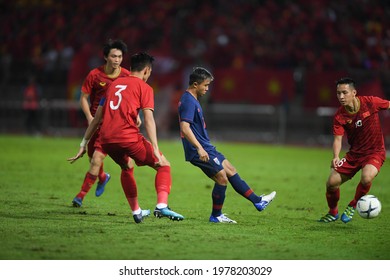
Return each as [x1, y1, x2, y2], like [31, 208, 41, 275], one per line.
[156, 203, 167, 209]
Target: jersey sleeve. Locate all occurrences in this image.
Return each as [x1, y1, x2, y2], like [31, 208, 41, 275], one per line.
[333, 113, 345, 136]
[140, 84, 154, 111]
[371, 96, 390, 111]
[81, 71, 94, 95]
[178, 99, 195, 124]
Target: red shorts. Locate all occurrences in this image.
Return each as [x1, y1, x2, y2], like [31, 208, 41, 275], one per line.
[87, 130, 98, 158]
[88, 128, 107, 157]
[334, 151, 386, 178]
[101, 134, 158, 168]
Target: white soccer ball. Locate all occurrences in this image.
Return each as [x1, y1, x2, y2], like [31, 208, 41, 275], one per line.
[356, 194, 382, 219]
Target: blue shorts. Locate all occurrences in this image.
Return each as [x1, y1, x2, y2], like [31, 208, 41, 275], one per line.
[190, 149, 226, 178]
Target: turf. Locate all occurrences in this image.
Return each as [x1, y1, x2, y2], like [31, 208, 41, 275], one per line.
[0, 135, 389, 260]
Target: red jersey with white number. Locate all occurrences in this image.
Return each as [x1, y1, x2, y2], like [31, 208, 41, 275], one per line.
[81, 66, 131, 116]
[333, 96, 389, 156]
[99, 76, 154, 144]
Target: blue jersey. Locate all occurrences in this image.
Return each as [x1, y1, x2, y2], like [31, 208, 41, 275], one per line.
[178, 91, 215, 161]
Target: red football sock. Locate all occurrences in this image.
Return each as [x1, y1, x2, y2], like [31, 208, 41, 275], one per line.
[155, 166, 171, 205]
[77, 172, 97, 199]
[326, 188, 340, 216]
[121, 168, 138, 211]
[98, 162, 106, 183]
[350, 182, 372, 207]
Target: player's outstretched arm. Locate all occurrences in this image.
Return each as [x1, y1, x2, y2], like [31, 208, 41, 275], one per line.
[331, 135, 343, 168]
[80, 92, 93, 125]
[67, 146, 86, 164]
[67, 105, 103, 164]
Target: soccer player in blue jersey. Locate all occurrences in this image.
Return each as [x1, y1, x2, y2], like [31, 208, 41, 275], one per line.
[178, 67, 276, 223]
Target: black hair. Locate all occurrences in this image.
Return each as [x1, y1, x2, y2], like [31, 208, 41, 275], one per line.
[189, 67, 214, 86]
[130, 52, 155, 72]
[102, 39, 128, 57]
[336, 77, 356, 89]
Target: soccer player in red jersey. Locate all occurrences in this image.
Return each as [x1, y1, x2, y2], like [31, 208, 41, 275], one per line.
[319, 77, 390, 223]
[68, 52, 184, 223]
[71, 39, 134, 207]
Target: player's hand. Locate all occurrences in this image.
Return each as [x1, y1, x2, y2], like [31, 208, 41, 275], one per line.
[197, 147, 209, 162]
[136, 115, 142, 127]
[331, 157, 340, 168]
[67, 147, 86, 164]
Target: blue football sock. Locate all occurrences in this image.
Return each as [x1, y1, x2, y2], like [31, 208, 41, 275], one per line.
[228, 173, 261, 203]
[211, 183, 227, 217]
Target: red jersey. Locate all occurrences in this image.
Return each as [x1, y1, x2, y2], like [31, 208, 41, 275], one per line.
[99, 76, 154, 144]
[81, 66, 131, 116]
[333, 96, 389, 156]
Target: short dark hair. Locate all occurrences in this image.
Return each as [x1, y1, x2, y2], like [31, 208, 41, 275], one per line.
[102, 39, 128, 57]
[189, 67, 214, 86]
[130, 52, 155, 72]
[336, 77, 356, 89]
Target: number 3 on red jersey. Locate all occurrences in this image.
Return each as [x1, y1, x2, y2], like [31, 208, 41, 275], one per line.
[110, 85, 126, 110]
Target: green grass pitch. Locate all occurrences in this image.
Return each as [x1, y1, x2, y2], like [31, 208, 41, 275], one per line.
[0, 135, 389, 260]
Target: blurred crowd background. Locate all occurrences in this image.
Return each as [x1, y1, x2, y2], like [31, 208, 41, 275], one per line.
[1, 0, 390, 145]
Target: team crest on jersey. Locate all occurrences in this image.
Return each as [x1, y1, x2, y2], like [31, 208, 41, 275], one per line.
[99, 82, 107, 87]
[355, 119, 362, 127]
[213, 157, 220, 165]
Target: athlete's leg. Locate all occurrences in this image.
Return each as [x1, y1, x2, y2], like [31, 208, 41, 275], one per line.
[72, 150, 106, 206]
[120, 158, 139, 212]
[103, 143, 149, 223]
[190, 153, 229, 220]
[88, 132, 107, 184]
[325, 168, 350, 215]
[349, 164, 378, 207]
[222, 159, 263, 204]
[119, 137, 182, 221]
[154, 155, 171, 208]
[152, 156, 183, 221]
[210, 170, 228, 217]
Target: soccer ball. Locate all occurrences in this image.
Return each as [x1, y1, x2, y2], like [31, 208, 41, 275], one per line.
[356, 195, 381, 219]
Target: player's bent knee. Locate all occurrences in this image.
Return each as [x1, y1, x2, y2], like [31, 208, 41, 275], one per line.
[127, 159, 135, 169]
[214, 172, 228, 186]
[360, 176, 374, 185]
[326, 184, 339, 192]
[326, 178, 340, 191]
[121, 164, 129, 170]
